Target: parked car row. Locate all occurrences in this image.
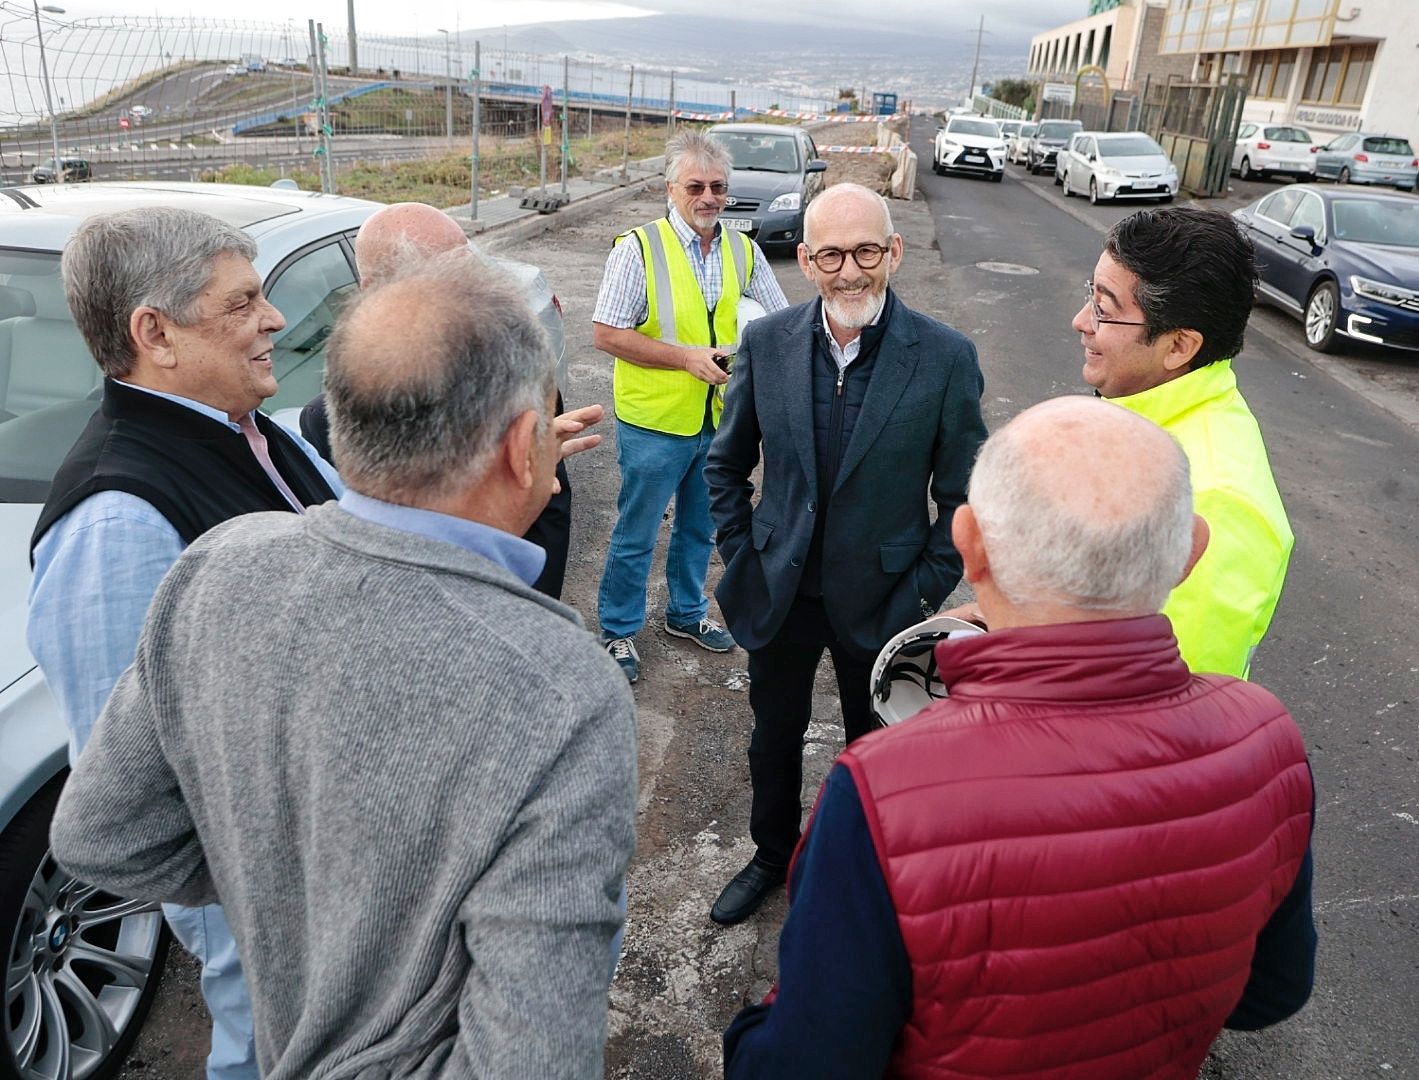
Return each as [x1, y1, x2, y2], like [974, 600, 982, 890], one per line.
[1231, 123, 1418, 191]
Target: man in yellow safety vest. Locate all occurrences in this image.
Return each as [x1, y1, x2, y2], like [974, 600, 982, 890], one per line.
[591, 128, 789, 683]
[1074, 205, 1293, 678]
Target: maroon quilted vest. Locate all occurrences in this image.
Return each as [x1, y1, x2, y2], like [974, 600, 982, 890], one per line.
[836, 615, 1311, 1079]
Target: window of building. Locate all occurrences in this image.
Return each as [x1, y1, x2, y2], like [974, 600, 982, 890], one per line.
[1162, 0, 1339, 54]
[1247, 48, 1296, 98]
[1302, 42, 1377, 107]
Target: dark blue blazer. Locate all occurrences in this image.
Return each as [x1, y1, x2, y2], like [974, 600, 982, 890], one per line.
[706, 293, 987, 659]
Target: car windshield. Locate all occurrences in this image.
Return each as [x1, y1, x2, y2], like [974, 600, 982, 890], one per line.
[949, 119, 1000, 138]
[1000, 122, 1022, 136]
[1038, 121, 1081, 139]
[1098, 136, 1164, 156]
[1362, 137, 1413, 156]
[1263, 127, 1312, 143]
[1021, 124, 1037, 137]
[711, 132, 800, 173]
[1331, 199, 1419, 248]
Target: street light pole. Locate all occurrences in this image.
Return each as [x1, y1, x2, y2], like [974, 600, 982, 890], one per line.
[32, 1, 65, 186]
[437, 29, 453, 145]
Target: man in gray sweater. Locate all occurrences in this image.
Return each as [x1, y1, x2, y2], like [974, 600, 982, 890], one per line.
[50, 251, 638, 1079]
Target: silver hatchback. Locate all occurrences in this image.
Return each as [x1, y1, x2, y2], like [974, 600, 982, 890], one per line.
[1314, 132, 1418, 191]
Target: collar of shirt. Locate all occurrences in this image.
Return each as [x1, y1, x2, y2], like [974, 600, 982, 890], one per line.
[336, 489, 546, 587]
[668, 205, 720, 261]
[115, 380, 249, 431]
[818, 292, 888, 373]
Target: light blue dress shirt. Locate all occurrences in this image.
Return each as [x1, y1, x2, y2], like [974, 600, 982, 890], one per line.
[337, 489, 546, 586]
[27, 384, 342, 760]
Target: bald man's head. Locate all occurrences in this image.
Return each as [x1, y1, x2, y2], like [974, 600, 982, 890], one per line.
[325, 250, 556, 501]
[354, 202, 470, 287]
[967, 397, 1194, 615]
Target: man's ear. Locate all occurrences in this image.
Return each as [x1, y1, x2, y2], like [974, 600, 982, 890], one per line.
[1162, 328, 1204, 373]
[796, 241, 813, 282]
[501, 410, 541, 490]
[129, 307, 176, 370]
[952, 505, 989, 585]
[1178, 512, 1211, 584]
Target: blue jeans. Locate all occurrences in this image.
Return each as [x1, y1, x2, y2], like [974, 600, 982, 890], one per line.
[161, 902, 259, 1079]
[598, 419, 715, 638]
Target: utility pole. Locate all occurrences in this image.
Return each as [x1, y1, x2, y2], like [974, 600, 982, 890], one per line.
[346, 0, 357, 76]
[32, 1, 64, 186]
[968, 14, 985, 106]
[621, 64, 634, 181]
[470, 40, 481, 221]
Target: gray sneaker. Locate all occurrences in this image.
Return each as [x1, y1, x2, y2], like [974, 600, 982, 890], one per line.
[664, 616, 735, 653]
[603, 636, 640, 683]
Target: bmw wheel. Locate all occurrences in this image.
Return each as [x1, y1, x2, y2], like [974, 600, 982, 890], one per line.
[0, 777, 170, 1080]
[1304, 281, 1340, 353]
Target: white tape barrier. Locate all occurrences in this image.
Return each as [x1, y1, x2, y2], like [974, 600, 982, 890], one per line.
[671, 108, 908, 123]
[817, 145, 905, 154]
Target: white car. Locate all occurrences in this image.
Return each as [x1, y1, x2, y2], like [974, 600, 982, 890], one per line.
[1055, 132, 1089, 187]
[127, 104, 152, 119]
[933, 116, 1006, 182]
[1009, 122, 1037, 166]
[1232, 123, 1317, 182]
[998, 120, 1026, 162]
[1061, 131, 1179, 205]
[0, 181, 565, 1080]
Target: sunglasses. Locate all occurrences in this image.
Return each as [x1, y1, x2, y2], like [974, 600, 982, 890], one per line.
[678, 181, 729, 196]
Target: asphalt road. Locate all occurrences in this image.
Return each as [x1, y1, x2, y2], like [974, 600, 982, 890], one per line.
[913, 123, 1419, 1078]
[115, 143, 1416, 1077]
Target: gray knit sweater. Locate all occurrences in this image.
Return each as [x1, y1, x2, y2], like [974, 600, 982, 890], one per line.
[51, 504, 637, 1079]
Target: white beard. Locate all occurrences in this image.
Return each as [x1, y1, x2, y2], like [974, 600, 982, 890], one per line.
[823, 278, 888, 330]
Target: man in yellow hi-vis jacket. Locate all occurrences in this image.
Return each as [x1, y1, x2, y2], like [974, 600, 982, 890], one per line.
[1074, 205, 1293, 678]
[591, 129, 788, 682]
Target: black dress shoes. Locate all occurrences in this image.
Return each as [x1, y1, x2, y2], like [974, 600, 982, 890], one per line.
[710, 858, 787, 925]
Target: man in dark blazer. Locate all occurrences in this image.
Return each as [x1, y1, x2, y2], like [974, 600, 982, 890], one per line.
[704, 182, 987, 925]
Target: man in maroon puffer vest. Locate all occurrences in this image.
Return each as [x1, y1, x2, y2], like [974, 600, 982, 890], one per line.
[724, 396, 1315, 1079]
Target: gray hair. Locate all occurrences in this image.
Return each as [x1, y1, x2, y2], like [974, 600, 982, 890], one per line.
[803, 182, 894, 249]
[968, 407, 1194, 615]
[665, 128, 733, 185]
[324, 250, 556, 501]
[61, 207, 257, 378]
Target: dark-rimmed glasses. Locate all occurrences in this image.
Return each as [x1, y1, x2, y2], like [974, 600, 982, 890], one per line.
[808, 243, 891, 273]
[678, 180, 729, 196]
[1084, 279, 1149, 333]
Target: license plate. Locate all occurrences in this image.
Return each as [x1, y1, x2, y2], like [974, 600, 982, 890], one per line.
[720, 218, 753, 231]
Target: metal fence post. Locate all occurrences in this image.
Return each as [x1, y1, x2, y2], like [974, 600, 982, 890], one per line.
[471, 40, 480, 222]
[622, 65, 634, 181]
[561, 55, 569, 198]
[668, 70, 675, 132]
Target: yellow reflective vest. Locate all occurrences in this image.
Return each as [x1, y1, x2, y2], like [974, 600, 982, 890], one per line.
[1114, 359, 1293, 679]
[612, 217, 754, 436]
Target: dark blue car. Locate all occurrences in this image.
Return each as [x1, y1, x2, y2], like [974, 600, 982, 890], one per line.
[1232, 184, 1419, 353]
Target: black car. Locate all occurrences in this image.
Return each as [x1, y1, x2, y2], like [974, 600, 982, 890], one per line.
[1028, 119, 1082, 175]
[706, 123, 828, 253]
[1233, 184, 1419, 353]
[29, 156, 91, 184]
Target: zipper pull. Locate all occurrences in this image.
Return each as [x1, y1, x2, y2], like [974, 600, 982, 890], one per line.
[836, 370, 845, 397]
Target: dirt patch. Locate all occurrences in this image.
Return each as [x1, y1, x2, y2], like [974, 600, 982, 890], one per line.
[813, 115, 913, 194]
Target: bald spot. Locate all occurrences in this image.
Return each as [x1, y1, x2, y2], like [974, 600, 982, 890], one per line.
[334, 275, 458, 397]
[803, 182, 890, 248]
[355, 202, 468, 285]
[1002, 397, 1185, 527]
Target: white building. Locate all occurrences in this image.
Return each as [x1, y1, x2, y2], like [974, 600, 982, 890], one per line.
[1157, 0, 1418, 142]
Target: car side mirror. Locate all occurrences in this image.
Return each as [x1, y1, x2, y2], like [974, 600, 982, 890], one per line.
[1290, 224, 1317, 245]
[806, 160, 828, 173]
[1088, 153, 1097, 162]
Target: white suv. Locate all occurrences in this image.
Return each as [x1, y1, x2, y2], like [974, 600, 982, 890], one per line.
[932, 116, 1006, 182]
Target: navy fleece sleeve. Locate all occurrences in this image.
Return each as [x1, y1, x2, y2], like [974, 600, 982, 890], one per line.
[1225, 844, 1317, 1029]
[723, 765, 912, 1078]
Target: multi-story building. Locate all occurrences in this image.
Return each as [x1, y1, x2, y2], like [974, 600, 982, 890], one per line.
[1157, 0, 1417, 141]
[1028, 0, 1193, 92]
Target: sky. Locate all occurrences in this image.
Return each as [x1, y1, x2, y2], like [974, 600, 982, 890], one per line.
[46, 0, 1068, 41]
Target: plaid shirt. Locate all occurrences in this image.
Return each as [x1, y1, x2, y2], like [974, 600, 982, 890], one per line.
[592, 207, 789, 330]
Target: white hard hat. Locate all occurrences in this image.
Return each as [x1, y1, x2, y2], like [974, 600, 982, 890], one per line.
[737, 297, 767, 341]
[870, 615, 985, 726]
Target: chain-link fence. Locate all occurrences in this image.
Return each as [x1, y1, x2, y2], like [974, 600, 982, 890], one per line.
[0, 5, 843, 189]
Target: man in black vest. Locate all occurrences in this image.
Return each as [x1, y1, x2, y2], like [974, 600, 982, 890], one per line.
[27, 207, 340, 1079]
[704, 183, 987, 925]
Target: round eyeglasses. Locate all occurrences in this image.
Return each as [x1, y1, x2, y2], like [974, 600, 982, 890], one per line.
[808, 243, 891, 273]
